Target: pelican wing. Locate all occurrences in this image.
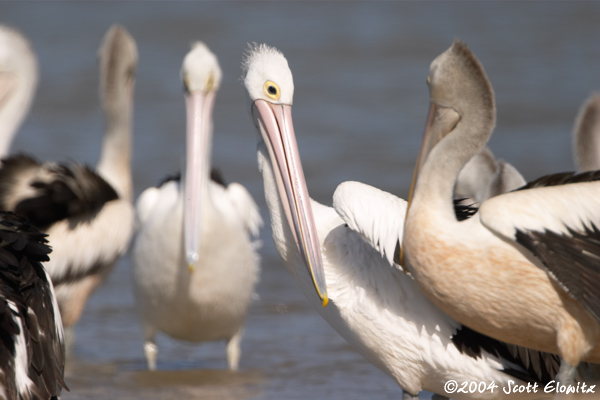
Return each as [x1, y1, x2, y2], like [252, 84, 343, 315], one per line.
[452, 325, 561, 385]
[332, 181, 406, 268]
[333, 182, 567, 385]
[0, 154, 118, 230]
[479, 176, 600, 322]
[135, 186, 161, 228]
[226, 182, 263, 238]
[0, 212, 67, 398]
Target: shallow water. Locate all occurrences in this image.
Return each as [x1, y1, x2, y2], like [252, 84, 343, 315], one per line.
[2, 3, 600, 399]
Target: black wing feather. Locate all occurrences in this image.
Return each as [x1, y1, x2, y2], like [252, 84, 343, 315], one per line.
[0, 212, 67, 399]
[156, 168, 227, 189]
[0, 154, 118, 231]
[516, 169, 600, 191]
[516, 222, 600, 323]
[452, 325, 561, 384]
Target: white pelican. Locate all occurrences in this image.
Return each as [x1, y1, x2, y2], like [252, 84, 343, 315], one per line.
[0, 211, 67, 399]
[131, 42, 262, 371]
[243, 43, 574, 400]
[403, 40, 600, 384]
[0, 25, 137, 344]
[573, 93, 600, 172]
[0, 25, 38, 158]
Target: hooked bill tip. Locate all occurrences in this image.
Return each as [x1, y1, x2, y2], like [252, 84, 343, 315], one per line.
[322, 295, 329, 307]
[187, 251, 199, 272]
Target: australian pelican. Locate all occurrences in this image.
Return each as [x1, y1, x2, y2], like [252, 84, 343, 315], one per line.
[403, 40, 600, 384]
[131, 42, 262, 371]
[242, 43, 576, 400]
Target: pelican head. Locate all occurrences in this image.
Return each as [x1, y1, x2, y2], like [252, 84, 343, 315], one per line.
[408, 40, 495, 205]
[0, 25, 38, 157]
[243, 44, 328, 307]
[181, 42, 222, 270]
[98, 25, 138, 118]
[573, 93, 600, 172]
[402, 40, 495, 264]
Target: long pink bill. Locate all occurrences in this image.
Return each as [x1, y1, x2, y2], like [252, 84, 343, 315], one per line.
[252, 100, 328, 307]
[184, 90, 216, 270]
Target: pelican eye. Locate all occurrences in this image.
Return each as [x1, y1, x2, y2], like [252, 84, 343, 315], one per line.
[264, 81, 281, 101]
[183, 75, 191, 94]
[206, 74, 214, 92]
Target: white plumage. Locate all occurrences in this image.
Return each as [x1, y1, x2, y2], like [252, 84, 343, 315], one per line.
[245, 43, 566, 400]
[132, 42, 261, 371]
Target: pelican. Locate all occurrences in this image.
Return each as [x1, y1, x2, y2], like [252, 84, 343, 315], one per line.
[455, 147, 525, 205]
[403, 40, 600, 384]
[0, 25, 38, 158]
[0, 25, 137, 345]
[573, 93, 600, 172]
[131, 42, 262, 371]
[243, 43, 576, 400]
[0, 211, 67, 399]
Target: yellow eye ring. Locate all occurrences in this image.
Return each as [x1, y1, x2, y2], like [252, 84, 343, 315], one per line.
[264, 81, 281, 101]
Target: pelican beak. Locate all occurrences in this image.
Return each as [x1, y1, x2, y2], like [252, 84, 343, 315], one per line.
[401, 102, 459, 264]
[252, 99, 328, 307]
[184, 89, 217, 271]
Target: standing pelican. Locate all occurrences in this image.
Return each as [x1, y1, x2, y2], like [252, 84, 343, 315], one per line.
[573, 93, 600, 172]
[403, 40, 600, 383]
[243, 43, 574, 400]
[0, 211, 67, 400]
[0, 25, 137, 344]
[132, 42, 261, 371]
[0, 25, 38, 158]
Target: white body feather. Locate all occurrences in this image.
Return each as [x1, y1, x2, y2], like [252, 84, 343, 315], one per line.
[132, 178, 261, 344]
[46, 199, 134, 282]
[258, 147, 541, 399]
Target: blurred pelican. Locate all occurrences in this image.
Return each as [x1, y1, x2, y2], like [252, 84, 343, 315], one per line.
[0, 211, 67, 399]
[455, 147, 525, 205]
[132, 42, 261, 371]
[573, 92, 600, 172]
[0, 25, 137, 346]
[0, 25, 38, 158]
[403, 40, 600, 384]
[243, 43, 568, 400]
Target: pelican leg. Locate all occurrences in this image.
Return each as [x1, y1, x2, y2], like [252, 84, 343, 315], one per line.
[556, 358, 577, 385]
[226, 327, 243, 371]
[143, 326, 158, 371]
